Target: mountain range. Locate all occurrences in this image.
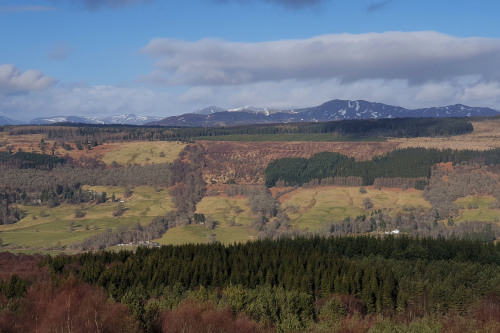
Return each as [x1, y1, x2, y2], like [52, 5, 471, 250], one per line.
[147, 99, 499, 127]
[1, 99, 498, 127]
[0, 114, 163, 126]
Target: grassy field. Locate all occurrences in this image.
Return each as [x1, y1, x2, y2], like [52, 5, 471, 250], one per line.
[156, 187, 435, 244]
[101, 141, 186, 166]
[157, 186, 500, 245]
[155, 225, 208, 245]
[455, 195, 500, 223]
[2, 183, 497, 249]
[279, 186, 431, 231]
[155, 195, 257, 245]
[0, 186, 172, 251]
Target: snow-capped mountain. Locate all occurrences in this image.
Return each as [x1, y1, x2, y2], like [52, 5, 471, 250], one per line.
[2, 100, 499, 127]
[28, 116, 92, 125]
[148, 99, 499, 127]
[227, 106, 279, 114]
[193, 106, 228, 115]
[27, 114, 163, 126]
[89, 114, 164, 125]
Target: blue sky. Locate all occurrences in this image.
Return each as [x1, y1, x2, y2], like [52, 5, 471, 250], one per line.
[1, 0, 500, 120]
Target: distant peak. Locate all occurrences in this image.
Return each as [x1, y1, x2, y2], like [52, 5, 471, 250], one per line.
[194, 106, 227, 115]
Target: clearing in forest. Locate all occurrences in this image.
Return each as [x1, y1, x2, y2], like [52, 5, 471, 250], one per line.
[279, 186, 431, 231]
[101, 141, 186, 166]
[454, 195, 500, 223]
[155, 195, 257, 245]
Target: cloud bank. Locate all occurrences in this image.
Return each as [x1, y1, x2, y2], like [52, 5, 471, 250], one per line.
[0, 64, 56, 93]
[2, 76, 500, 121]
[0, 84, 178, 120]
[2, 31, 500, 120]
[141, 31, 500, 86]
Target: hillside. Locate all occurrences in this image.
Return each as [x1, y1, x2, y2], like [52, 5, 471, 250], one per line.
[0, 119, 498, 254]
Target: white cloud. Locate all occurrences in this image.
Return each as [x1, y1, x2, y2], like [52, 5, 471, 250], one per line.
[0, 84, 176, 120]
[141, 31, 500, 87]
[179, 87, 215, 103]
[3, 31, 500, 121]
[0, 64, 56, 93]
[1, 78, 500, 122]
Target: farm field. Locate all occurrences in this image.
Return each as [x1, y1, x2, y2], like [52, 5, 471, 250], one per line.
[101, 141, 186, 166]
[0, 186, 172, 251]
[156, 195, 257, 245]
[455, 195, 500, 223]
[279, 186, 431, 231]
[156, 184, 500, 245]
[3, 183, 497, 250]
[156, 186, 434, 244]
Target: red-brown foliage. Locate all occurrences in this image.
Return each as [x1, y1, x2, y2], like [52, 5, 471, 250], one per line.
[0, 252, 48, 282]
[440, 315, 476, 333]
[200, 141, 399, 184]
[474, 294, 500, 324]
[336, 315, 380, 333]
[0, 278, 141, 333]
[159, 298, 262, 333]
[337, 294, 366, 316]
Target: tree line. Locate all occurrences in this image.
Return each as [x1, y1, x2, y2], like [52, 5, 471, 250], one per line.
[0, 151, 65, 169]
[181, 117, 474, 140]
[3, 117, 474, 145]
[265, 147, 500, 187]
[28, 235, 500, 331]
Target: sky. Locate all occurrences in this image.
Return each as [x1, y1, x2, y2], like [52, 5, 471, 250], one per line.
[1, 0, 500, 120]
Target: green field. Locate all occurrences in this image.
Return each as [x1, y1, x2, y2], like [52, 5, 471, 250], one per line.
[156, 195, 257, 245]
[455, 195, 500, 223]
[0, 186, 172, 251]
[2, 184, 498, 250]
[102, 141, 186, 166]
[280, 186, 431, 231]
[156, 187, 435, 244]
[157, 186, 500, 244]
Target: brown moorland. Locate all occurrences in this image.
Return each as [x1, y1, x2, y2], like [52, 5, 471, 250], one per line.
[0, 132, 122, 160]
[390, 120, 500, 150]
[199, 140, 400, 184]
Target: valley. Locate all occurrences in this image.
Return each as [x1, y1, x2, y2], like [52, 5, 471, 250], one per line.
[0, 117, 498, 252]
